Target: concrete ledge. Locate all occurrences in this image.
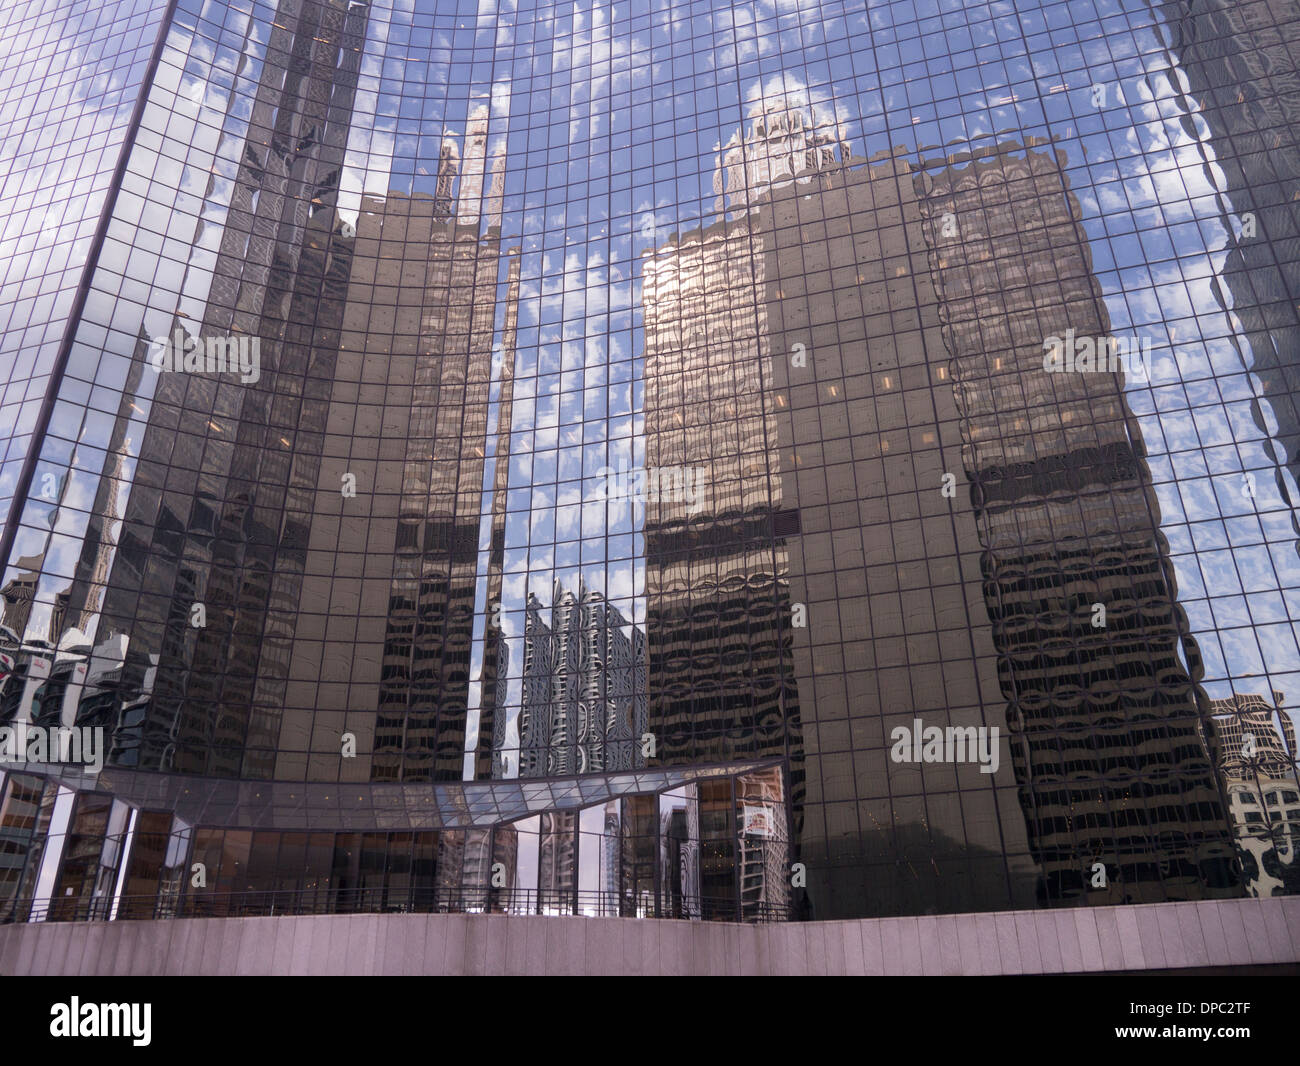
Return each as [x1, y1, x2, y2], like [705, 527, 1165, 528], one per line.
[2, 897, 1298, 975]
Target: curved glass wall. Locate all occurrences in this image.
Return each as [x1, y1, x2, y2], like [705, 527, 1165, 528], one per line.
[2, 0, 1300, 920]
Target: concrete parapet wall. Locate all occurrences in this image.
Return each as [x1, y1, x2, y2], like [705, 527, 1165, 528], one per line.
[2, 898, 1298, 976]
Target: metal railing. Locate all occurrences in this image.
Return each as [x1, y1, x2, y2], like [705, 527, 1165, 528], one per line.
[14, 887, 795, 925]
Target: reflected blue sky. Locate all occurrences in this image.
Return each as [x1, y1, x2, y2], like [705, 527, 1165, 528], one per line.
[0, 0, 168, 538]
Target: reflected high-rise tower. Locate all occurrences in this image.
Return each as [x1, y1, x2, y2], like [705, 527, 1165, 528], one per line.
[1205, 691, 1300, 896]
[916, 143, 1239, 904]
[346, 186, 511, 783]
[91, 0, 374, 778]
[90, 96, 515, 780]
[508, 581, 647, 777]
[645, 100, 1238, 915]
[641, 101, 817, 778]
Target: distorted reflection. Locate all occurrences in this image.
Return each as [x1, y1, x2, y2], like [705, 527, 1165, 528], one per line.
[0, 0, 1296, 924]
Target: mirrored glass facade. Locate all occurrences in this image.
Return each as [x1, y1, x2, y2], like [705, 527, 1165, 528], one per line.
[2, 0, 1300, 924]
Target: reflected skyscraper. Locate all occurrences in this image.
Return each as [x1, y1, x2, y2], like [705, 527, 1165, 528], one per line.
[346, 186, 510, 783]
[645, 103, 1239, 915]
[85, 0, 374, 777]
[641, 99, 816, 780]
[508, 581, 646, 777]
[917, 142, 1238, 904]
[1206, 691, 1300, 896]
